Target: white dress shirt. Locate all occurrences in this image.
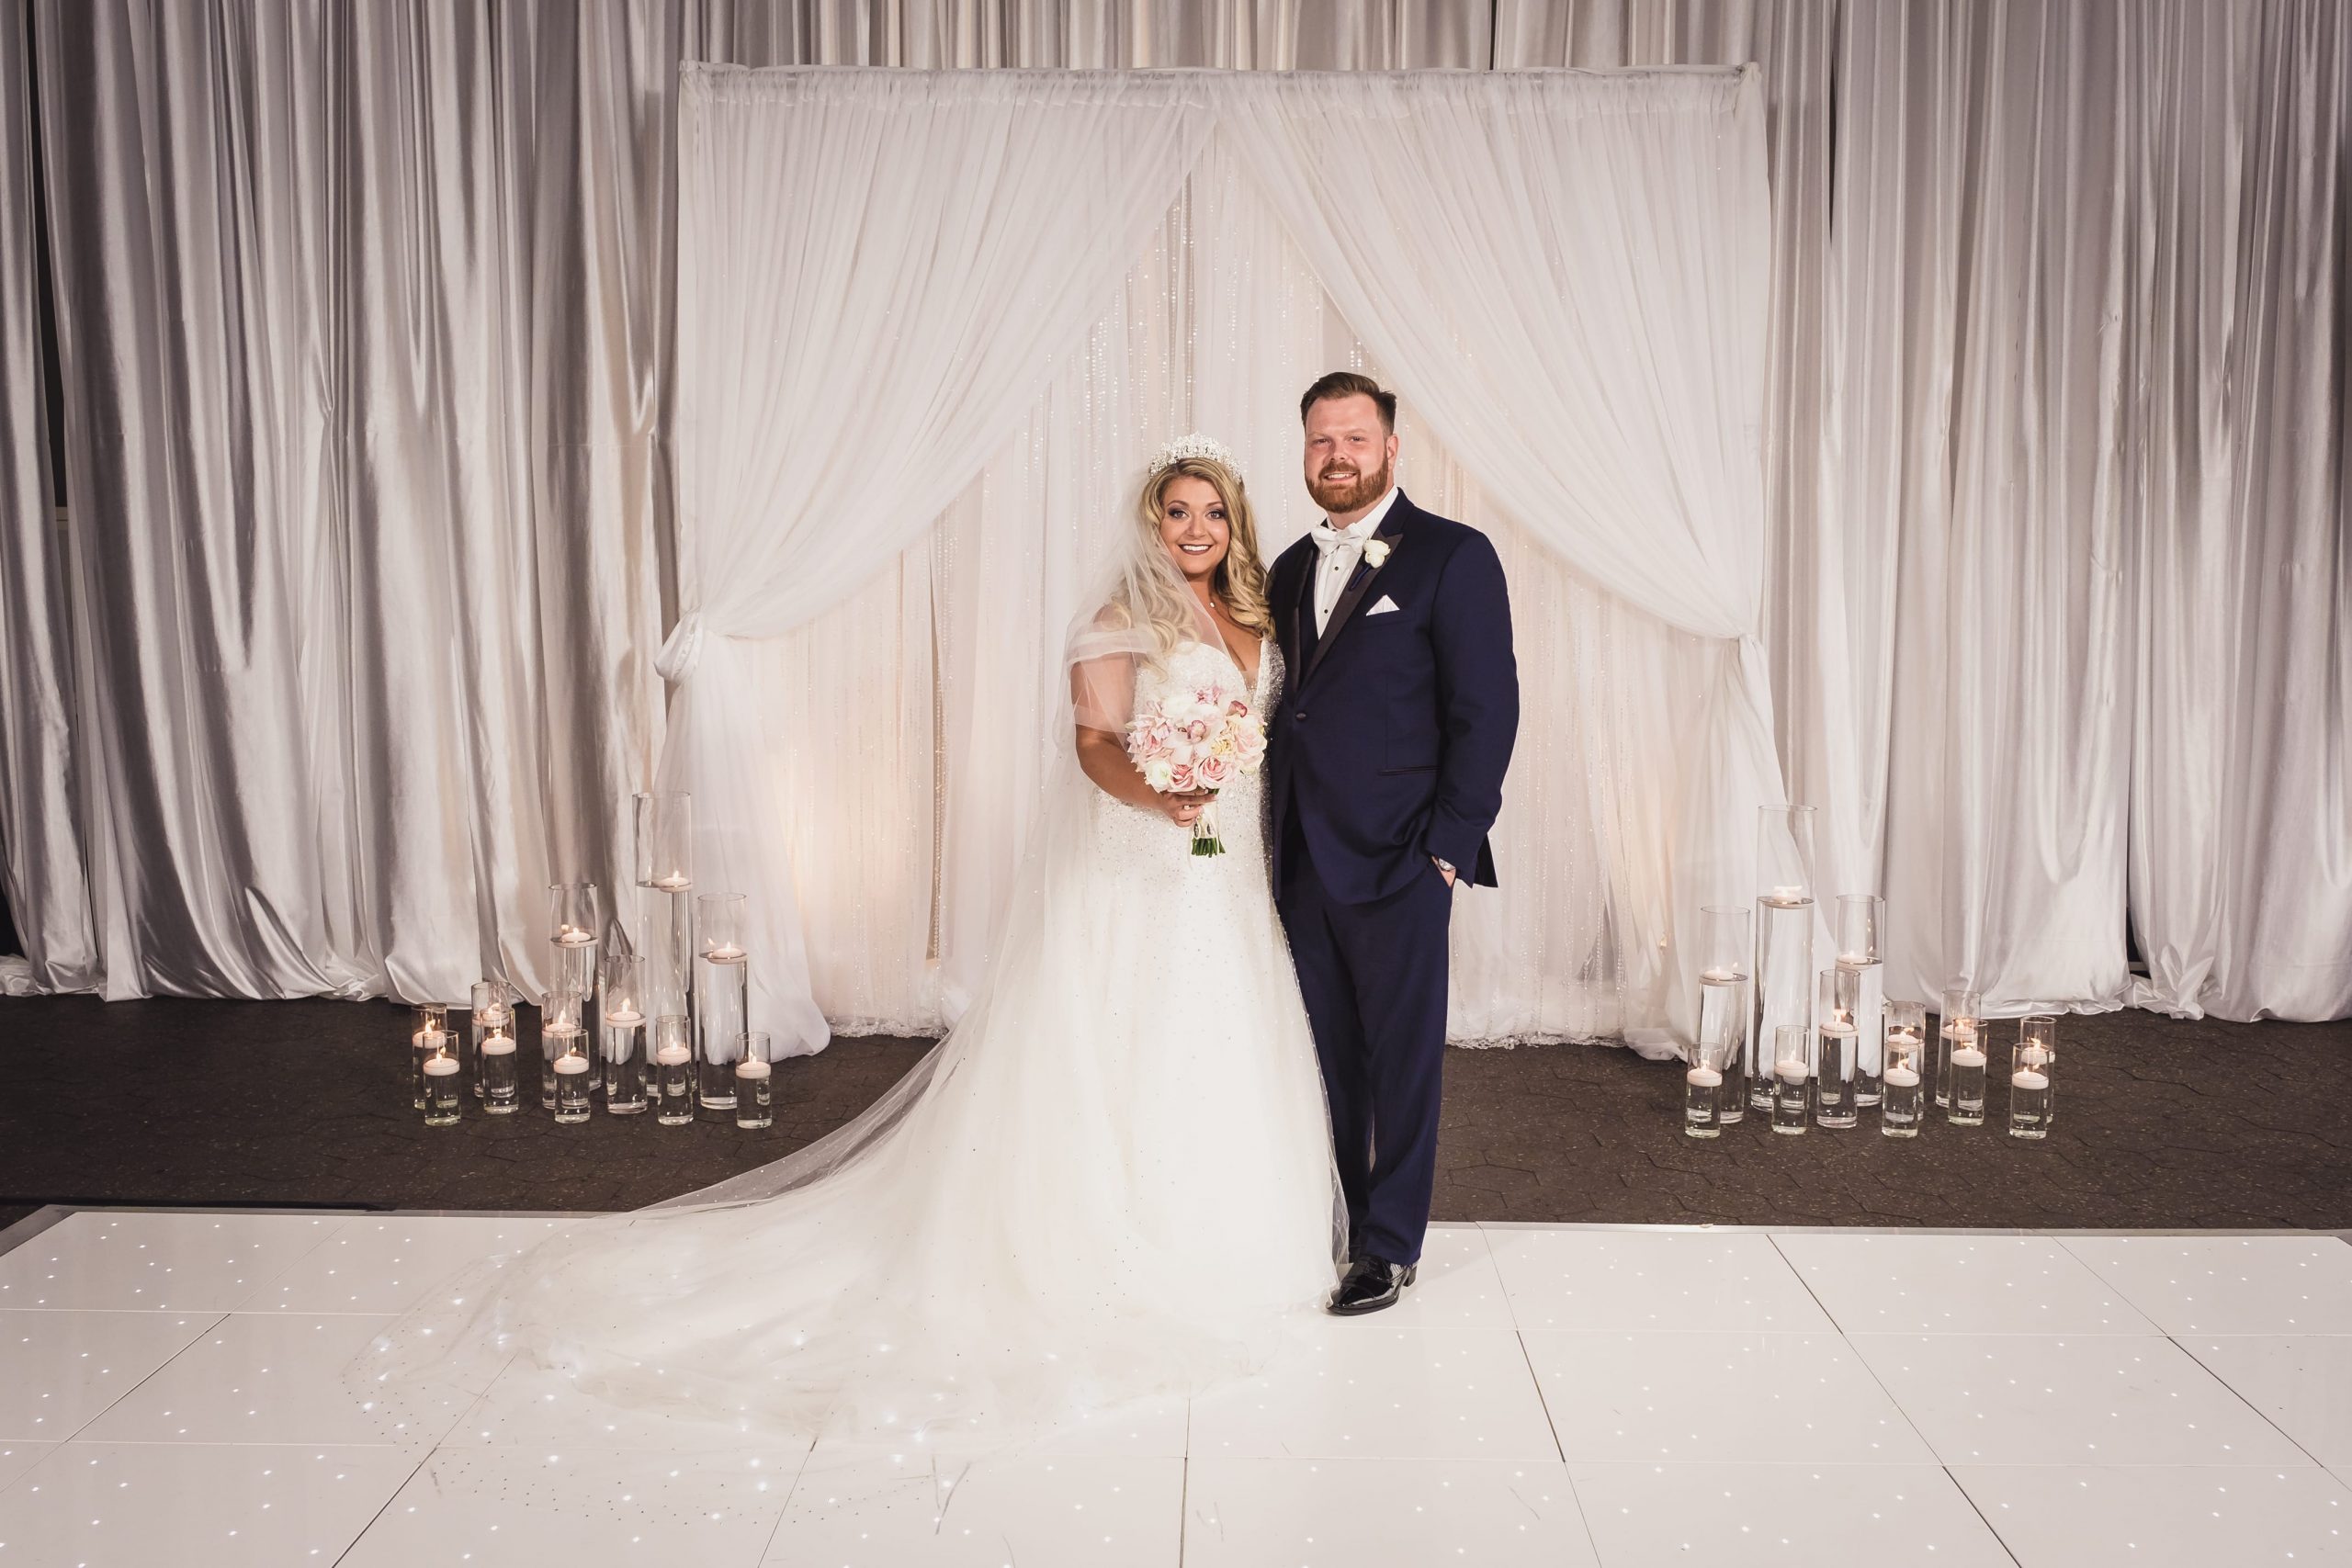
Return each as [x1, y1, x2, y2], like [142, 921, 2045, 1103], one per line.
[1308, 485, 1400, 636]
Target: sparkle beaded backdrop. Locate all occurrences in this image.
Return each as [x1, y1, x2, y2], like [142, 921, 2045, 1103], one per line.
[752, 141, 1719, 1054]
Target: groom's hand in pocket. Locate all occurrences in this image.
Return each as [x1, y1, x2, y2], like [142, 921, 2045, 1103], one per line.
[1431, 856, 1456, 888]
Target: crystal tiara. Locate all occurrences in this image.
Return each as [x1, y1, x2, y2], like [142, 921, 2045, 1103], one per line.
[1145, 433, 1239, 476]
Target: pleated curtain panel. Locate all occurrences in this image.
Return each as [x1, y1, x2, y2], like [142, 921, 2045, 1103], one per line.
[4, 1, 2346, 1045]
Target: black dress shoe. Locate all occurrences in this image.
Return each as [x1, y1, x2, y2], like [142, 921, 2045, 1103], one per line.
[1328, 1255, 1418, 1316]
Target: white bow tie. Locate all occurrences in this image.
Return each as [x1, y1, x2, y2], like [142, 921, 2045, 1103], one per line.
[1310, 522, 1372, 559]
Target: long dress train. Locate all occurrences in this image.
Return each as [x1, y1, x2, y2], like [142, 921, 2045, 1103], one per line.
[355, 633, 1340, 1448]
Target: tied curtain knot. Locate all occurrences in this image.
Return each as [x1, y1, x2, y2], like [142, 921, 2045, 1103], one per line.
[656, 611, 707, 682]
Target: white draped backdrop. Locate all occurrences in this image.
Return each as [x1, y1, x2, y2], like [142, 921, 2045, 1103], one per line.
[666, 64, 1779, 1055]
[3, 1, 2346, 1047]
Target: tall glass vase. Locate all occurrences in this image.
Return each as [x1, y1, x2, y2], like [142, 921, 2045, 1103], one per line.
[1695, 905, 1751, 1124]
[411, 1004, 449, 1111]
[548, 882, 602, 1026]
[601, 949, 648, 1114]
[467, 979, 512, 1101]
[1881, 999, 1926, 1137]
[1751, 806, 1817, 1111]
[632, 792, 695, 1042]
[2009, 1015, 2057, 1138]
[1936, 986, 1983, 1111]
[1815, 965, 1860, 1129]
[695, 893, 750, 1111]
[1836, 894, 1886, 1106]
[542, 982, 589, 1113]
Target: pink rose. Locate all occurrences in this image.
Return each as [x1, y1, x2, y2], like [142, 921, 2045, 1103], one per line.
[1167, 761, 1196, 792]
[1196, 754, 1234, 789]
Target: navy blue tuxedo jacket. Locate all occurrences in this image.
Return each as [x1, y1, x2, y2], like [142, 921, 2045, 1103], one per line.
[1267, 491, 1519, 905]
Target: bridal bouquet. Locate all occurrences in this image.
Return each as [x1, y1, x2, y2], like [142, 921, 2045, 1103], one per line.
[1125, 685, 1267, 856]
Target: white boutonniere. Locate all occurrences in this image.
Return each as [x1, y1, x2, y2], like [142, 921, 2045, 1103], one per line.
[1363, 538, 1393, 569]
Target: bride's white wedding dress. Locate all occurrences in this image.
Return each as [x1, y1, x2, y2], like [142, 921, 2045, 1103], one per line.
[360, 632, 1340, 1444]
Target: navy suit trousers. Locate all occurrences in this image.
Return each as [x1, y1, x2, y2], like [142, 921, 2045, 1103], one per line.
[1278, 811, 1453, 1269]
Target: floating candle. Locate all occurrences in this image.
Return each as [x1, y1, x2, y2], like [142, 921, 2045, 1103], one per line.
[1883, 1066, 1921, 1089]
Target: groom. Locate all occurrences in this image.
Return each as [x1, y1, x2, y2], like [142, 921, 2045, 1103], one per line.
[1270, 373, 1519, 1316]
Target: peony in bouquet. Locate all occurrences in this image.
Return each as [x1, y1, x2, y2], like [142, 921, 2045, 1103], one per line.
[1125, 683, 1268, 856]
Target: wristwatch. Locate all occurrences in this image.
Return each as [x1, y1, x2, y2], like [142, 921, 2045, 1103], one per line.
[1432, 856, 1455, 880]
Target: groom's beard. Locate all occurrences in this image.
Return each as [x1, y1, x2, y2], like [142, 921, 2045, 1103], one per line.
[1308, 455, 1392, 516]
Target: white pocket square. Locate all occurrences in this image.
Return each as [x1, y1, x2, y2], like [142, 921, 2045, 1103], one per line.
[1365, 595, 1401, 616]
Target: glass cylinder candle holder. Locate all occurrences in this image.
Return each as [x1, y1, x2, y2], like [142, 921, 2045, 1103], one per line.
[1936, 987, 1982, 1110]
[1881, 999, 1926, 1137]
[653, 1014, 695, 1125]
[468, 979, 512, 1100]
[633, 791, 694, 892]
[548, 881, 602, 1004]
[553, 1051, 594, 1123]
[1696, 904, 1751, 1124]
[1770, 1023, 1812, 1134]
[1946, 1004, 1988, 1126]
[634, 793, 696, 1029]
[695, 893, 750, 1111]
[479, 1026, 520, 1114]
[542, 984, 587, 1111]
[2009, 1015, 2056, 1139]
[1684, 1038, 1726, 1140]
[735, 1031, 775, 1130]
[1815, 965, 1860, 1129]
[1835, 894, 1887, 1106]
[1752, 806, 1817, 1112]
[600, 952, 648, 1114]
[411, 1003, 450, 1111]
[423, 1054, 462, 1125]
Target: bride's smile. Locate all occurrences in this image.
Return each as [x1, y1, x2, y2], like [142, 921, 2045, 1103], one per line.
[1159, 475, 1232, 580]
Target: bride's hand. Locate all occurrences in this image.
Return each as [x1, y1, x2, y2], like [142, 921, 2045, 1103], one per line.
[1159, 788, 1216, 827]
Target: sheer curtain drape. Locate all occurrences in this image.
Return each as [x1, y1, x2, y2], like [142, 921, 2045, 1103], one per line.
[1218, 69, 1781, 1038]
[670, 67, 1772, 1052]
[662, 65, 1211, 1050]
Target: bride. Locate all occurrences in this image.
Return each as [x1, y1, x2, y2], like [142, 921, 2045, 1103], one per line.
[359, 438, 1342, 1445]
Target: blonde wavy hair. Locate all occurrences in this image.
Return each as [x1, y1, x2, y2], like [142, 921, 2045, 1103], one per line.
[1113, 455, 1273, 666]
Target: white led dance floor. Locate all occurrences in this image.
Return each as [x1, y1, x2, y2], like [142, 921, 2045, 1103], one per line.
[2, 1211, 2348, 1566]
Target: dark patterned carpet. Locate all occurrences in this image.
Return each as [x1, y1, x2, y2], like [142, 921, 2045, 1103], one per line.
[2, 996, 2346, 1230]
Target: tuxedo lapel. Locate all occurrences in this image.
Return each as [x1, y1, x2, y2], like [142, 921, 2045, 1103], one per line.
[1302, 497, 1414, 685]
[1273, 542, 1312, 683]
